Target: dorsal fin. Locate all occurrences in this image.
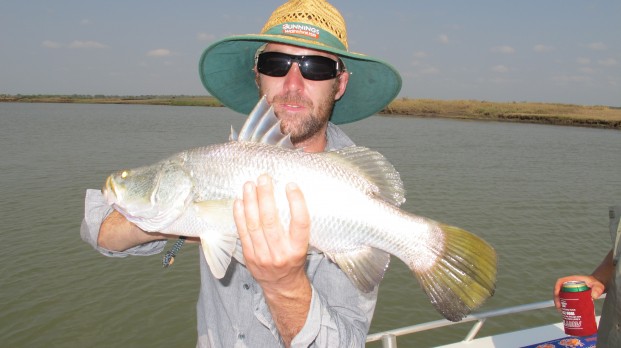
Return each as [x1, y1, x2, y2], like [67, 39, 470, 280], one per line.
[229, 96, 295, 149]
[323, 146, 406, 207]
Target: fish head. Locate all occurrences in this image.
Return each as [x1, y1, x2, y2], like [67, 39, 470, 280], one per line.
[102, 160, 193, 231]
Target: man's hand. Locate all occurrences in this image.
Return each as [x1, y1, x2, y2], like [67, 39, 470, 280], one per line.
[233, 174, 312, 346]
[553, 275, 606, 311]
[553, 250, 614, 311]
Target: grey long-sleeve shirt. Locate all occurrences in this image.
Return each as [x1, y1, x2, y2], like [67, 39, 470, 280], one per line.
[80, 122, 379, 347]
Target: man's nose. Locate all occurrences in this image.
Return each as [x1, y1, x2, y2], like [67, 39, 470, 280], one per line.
[283, 62, 305, 92]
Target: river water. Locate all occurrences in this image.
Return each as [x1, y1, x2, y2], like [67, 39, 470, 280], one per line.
[1, 103, 619, 347]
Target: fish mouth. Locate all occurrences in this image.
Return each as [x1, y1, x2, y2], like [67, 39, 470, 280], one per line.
[101, 176, 133, 219]
[102, 175, 117, 204]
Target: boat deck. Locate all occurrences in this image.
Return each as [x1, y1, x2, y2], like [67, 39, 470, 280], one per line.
[438, 317, 599, 347]
[367, 298, 604, 347]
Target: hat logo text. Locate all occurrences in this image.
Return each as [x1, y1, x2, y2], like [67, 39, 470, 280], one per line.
[282, 24, 320, 39]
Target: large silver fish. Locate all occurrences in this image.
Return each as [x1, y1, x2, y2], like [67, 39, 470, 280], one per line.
[102, 96, 497, 321]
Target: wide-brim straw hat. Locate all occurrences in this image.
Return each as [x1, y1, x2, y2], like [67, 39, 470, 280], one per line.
[199, 0, 402, 124]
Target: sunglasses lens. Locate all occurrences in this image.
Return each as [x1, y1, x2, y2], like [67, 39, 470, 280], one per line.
[300, 56, 338, 81]
[257, 52, 340, 81]
[257, 52, 291, 77]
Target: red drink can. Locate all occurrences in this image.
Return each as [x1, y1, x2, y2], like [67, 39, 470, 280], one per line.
[559, 280, 598, 336]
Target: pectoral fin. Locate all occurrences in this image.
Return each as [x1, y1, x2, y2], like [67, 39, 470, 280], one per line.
[232, 239, 245, 266]
[193, 200, 238, 279]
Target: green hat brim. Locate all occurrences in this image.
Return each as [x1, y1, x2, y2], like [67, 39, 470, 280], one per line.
[199, 34, 402, 124]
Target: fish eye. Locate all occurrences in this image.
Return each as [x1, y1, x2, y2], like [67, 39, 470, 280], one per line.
[121, 170, 129, 179]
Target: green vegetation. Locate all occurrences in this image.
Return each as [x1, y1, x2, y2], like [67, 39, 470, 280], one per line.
[2, 94, 619, 129]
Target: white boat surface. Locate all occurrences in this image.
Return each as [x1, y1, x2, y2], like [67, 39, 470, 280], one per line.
[437, 317, 599, 347]
[367, 297, 603, 347]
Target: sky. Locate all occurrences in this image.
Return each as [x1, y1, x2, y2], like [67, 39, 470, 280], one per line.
[1, 0, 619, 106]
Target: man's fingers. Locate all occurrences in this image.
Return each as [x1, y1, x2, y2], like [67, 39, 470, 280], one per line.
[286, 182, 310, 247]
[233, 198, 254, 256]
[234, 175, 310, 269]
[256, 174, 279, 233]
[589, 282, 606, 299]
[553, 275, 607, 311]
[235, 182, 268, 257]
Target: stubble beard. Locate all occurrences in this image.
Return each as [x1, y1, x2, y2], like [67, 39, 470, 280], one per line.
[259, 85, 338, 146]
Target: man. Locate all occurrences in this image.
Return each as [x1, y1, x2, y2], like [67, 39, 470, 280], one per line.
[553, 205, 620, 347]
[81, 0, 401, 346]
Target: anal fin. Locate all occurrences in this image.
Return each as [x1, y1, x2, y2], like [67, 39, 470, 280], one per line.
[327, 247, 391, 293]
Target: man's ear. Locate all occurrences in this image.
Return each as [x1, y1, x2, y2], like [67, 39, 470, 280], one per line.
[334, 71, 349, 101]
[253, 67, 261, 89]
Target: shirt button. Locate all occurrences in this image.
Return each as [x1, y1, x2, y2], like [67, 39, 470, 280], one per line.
[243, 283, 250, 290]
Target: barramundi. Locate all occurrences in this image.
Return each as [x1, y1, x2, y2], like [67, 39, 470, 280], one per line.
[102, 96, 497, 321]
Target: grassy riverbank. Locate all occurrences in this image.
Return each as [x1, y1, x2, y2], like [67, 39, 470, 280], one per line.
[2, 94, 620, 129]
[385, 98, 621, 129]
[0, 95, 224, 107]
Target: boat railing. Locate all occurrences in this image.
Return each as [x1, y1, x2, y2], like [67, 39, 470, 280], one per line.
[366, 295, 605, 347]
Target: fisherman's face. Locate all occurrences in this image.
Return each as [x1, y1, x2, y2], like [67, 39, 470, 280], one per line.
[255, 43, 348, 149]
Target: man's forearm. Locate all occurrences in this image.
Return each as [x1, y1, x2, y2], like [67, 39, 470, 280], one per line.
[592, 250, 615, 290]
[98, 210, 167, 251]
[263, 276, 312, 347]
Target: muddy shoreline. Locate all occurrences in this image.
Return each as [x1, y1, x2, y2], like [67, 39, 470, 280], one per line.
[2, 95, 619, 130]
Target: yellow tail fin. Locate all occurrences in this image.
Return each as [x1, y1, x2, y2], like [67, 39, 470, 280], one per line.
[413, 223, 497, 321]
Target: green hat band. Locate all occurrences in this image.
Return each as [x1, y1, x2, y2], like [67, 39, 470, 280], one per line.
[263, 22, 347, 51]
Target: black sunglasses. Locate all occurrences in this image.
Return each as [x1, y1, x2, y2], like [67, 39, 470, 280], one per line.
[256, 51, 344, 81]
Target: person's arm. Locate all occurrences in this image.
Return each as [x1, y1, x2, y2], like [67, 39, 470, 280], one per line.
[553, 249, 614, 310]
[80, 189, 168, 256]
[291, 257, 378, 347]
[98, 210, 168, 251]
[234, 174, 311, 347]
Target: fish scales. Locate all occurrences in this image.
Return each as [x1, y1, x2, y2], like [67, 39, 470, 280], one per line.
[183, 141, 420, 255]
